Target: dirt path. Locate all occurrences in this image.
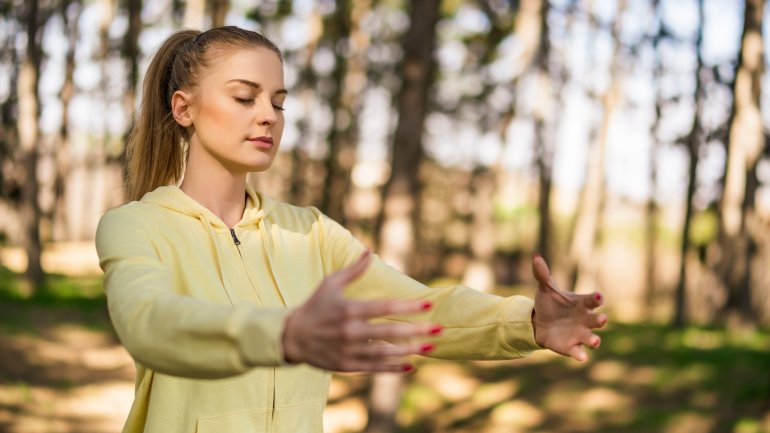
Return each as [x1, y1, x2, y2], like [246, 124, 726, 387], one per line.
[0, 305, 134, 433]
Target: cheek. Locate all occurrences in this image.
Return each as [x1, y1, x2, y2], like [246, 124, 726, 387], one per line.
[199, 98, 243, 131]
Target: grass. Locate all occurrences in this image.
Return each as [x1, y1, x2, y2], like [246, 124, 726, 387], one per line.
[0, 268, 768, 433]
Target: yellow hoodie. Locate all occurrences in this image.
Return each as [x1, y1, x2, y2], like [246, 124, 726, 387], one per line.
[95, 184, 541, 433]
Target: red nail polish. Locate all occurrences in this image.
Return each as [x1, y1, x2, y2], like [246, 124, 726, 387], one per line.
[420, 343, 434, 353]
[595, 293, 602, 302]
[422, 301, 432, 311]
[401, 364, 414, 373]
[430, 326, 442, 335]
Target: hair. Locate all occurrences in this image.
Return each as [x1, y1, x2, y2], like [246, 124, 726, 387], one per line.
[125, 26, 283, 202]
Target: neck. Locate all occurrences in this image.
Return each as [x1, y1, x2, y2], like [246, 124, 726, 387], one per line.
[180, 146, 248, 228]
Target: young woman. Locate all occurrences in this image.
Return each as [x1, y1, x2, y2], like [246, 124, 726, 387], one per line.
[96, 26, 607, 433]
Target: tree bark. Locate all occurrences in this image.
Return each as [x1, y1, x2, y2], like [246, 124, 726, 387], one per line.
[52, 0, 82, 242]
[208, 0, 228, 27]
[568, 0, 625, 294]
[17, 0, 43, 294]
[645, 0, 663, 320]
[532, 0, 553, 262]
[717, 0, 766, 327]
[673, 0, 706, 328]
[367, 2, 440, 432]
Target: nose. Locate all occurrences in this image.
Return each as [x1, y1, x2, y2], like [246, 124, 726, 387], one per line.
[256, 96, 277, 126]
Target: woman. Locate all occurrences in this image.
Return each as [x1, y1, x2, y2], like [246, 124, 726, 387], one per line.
[96, 26, 607, 433]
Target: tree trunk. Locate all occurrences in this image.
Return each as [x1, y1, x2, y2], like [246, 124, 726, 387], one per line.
[208, 0, 228, 27]
[367, 1, 440, 432]
[183, 0, 205, 29]
[673, 0, 706, 328]
[319, 0, 353, 224]
[120, 0, 141, 198]
[17, 0, 43, 294]
[532, 0, 553, 262]
[717, 0, 766, 327]
[568, 0, 625, 294]
[645, 0, 663, 319]
[461, 168, 497, 292]
[51, 0, 81, 242]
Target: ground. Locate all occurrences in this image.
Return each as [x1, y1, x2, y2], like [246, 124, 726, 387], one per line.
[1, 300, 769, 433]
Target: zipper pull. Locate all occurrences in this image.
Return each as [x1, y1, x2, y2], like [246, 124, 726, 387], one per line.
[229, 228, 241, 245]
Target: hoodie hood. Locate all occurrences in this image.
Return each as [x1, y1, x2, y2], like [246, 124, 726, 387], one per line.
[140, 183, 277, 228]
[139, 183, 289, 307]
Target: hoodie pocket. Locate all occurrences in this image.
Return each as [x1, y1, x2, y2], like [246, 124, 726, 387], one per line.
[196, 408, 268, 433]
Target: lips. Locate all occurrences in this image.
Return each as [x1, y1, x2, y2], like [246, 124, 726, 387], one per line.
[248, 136, 273, 149]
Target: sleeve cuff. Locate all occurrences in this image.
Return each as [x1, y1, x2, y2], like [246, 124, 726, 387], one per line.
[228, 305, 291, 368]
[498, 296, 542, 357]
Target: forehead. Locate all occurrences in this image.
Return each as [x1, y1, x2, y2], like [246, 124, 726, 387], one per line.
[203, 47, 284, 87]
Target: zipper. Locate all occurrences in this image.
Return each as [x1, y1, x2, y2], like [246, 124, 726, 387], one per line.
[229, 226, 276, 430]
[268, 368, 276, 432]
[229, 228, 241, 245]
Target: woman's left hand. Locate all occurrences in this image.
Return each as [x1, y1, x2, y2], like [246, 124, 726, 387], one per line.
[531, 255, 608, 362]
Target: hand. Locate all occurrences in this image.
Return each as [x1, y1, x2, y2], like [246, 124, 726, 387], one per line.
[281, 250, 440, 373]
[531, 254, 608, 362]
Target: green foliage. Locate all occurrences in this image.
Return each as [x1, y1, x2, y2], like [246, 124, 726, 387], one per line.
[0, 265, 104, 309]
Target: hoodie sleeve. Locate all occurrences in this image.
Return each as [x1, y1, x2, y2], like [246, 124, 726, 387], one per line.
[96, 206, 289, 379]
[317, 211, 542, 361]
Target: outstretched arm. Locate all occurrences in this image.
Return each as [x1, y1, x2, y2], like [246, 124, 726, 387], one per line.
[531, 254, 608, 361]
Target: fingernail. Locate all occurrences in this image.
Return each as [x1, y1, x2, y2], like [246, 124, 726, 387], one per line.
[421, 301, 432, 311]
[430, 325, 442, 335]
[401, 364, 414, 373]
[534, 252, 543, 260]
[420, 343, 434, 353]
[595, 293, 602, 302]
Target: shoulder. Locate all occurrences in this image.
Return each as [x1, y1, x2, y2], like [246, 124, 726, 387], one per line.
[95, 201, 163, 246]
[262, 196, 326, 227]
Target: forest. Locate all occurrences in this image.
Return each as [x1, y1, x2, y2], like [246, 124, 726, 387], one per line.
[0, 0, 769, 432]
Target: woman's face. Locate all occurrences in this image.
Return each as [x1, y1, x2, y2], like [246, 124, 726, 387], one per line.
[182, 47, 286, 174]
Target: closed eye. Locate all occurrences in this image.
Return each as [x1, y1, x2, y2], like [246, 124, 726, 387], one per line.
[234, 97, 254, 105]
[273, 104, 285, 111]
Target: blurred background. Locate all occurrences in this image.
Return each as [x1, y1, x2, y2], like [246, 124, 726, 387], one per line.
[1, 0, 769, 432]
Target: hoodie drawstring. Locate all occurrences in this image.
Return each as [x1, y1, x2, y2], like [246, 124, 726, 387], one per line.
[199, 211, 237, 306]
[258, 217, 292, 307]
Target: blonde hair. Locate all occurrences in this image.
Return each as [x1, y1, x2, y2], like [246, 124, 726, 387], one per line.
[125, 26, 282, 201]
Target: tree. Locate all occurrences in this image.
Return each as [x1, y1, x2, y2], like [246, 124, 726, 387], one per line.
[367, 2, 441, 432]
[568, 0, 626, 294]
[673, 0, 706, 328]
[716, 0, 766, 327]
[50, 0, 83, 241]
[16, 0, 45, 293]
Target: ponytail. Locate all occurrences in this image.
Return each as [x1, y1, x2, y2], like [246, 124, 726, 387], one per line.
[126, 30, 197, 202]
[125, 26, 282, 202]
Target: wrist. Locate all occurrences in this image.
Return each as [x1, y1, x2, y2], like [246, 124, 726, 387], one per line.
[531, 309, 545, 348]
[281, 310, 301, 364]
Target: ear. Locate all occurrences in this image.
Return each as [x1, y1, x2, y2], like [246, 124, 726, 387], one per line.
[171, 90, 194, 127]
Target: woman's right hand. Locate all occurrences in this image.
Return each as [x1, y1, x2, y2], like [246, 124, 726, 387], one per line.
[281, 251, 440, 373]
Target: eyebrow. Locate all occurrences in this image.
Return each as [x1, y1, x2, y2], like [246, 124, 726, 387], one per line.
[227, 78, 288, 95]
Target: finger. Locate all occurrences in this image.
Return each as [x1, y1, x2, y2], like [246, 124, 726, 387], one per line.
[532, 254, 555, 289]
[325, 250, 371, 288]
[585, 313, 608, 329]
[344, 298, 434, 320]
[350, 341, 435, 359]
[338, 359, 415, 374]
[581, 333, 601, 349]
[360, 322, 441, 341]
[581, 292, 604, 309]
[567, 344, 588, 362]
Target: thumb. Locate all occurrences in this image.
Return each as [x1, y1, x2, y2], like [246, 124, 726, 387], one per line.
[325, 250, 372, 289]
[532, 254, 556, 290]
